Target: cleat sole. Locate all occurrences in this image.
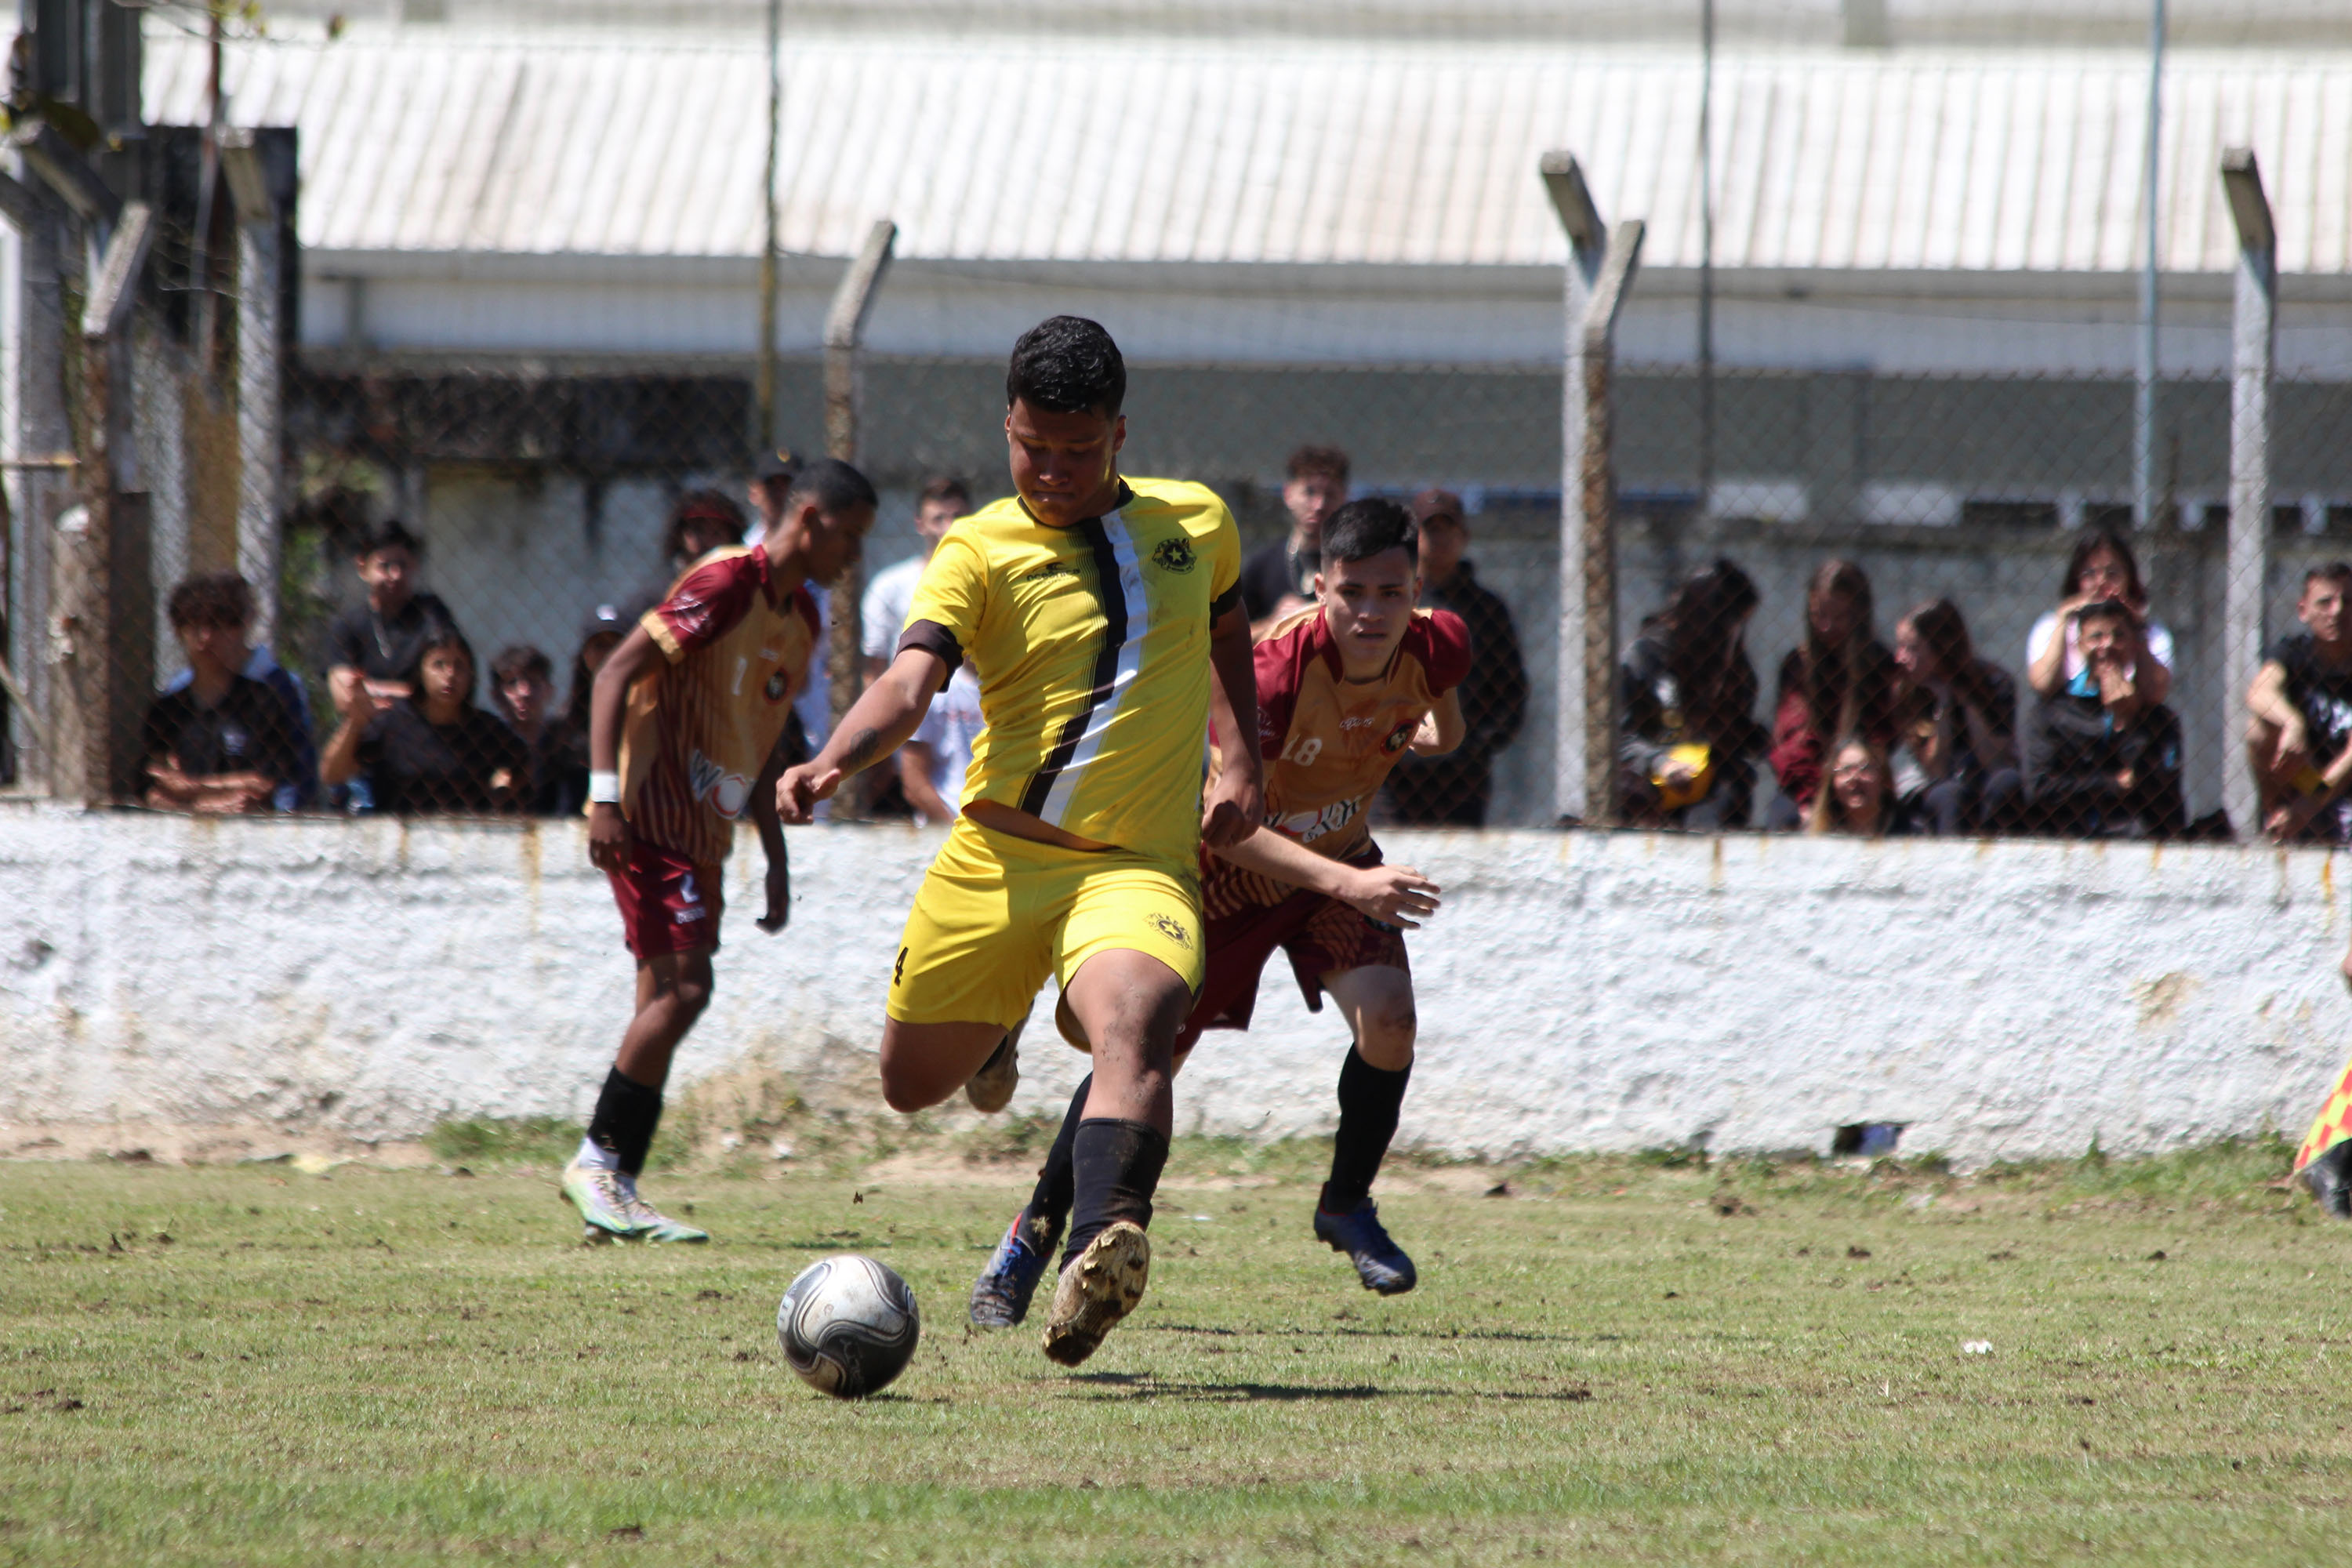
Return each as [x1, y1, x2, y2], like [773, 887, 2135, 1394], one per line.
[1041, 1221, 1150, 1367]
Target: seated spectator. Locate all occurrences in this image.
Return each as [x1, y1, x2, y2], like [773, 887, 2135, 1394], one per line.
[490, 644, 583, 816]
[662, 488, 749, 579]
[154, 570, 315, 808]
[898, 664, 985, 826]
[1242, 445, 1348, 637]
[320, 629, 527, 815]
[2247, 562, 2352, 843]
[324, 520, 459, 719]
[1766, 560, 1900, 829]
[1377, 488, 1529, 827]
[1806, 735, 1910, 837]
[1618, 558, 1768, 829]
[141, 573, 304, 815]
[2025, 599, 2185, 838]
[2027, 527, 2173, 704]
[1890, 599, 2023, 836]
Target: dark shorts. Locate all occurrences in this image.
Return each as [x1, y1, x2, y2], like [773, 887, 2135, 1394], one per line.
[1178, 886, 1408, 1053]
[607, 838, 723, 961]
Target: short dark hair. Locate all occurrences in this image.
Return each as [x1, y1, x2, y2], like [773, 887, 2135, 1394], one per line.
[918, 475, 972, 510]
[2075, 597, 2137, 631]
[1287, 445, 1350, 485]
[1006, 316, 1125, 419]
[490, 644, 553, 687]
[2307, 561, 2352, 593]
[411, 626, 477, 705]
[787, 456, 879, 517]
[167, 572, 255, 631]
[358, 519, 422, 559]
[664, 488, 747, 563]
[1319, 499, 1418, 566]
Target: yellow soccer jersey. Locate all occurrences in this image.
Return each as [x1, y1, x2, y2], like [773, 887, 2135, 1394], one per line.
[898, 477, 1243, 866]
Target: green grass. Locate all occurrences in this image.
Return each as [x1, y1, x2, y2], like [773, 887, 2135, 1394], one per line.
[5, 1138, 2350, 1565]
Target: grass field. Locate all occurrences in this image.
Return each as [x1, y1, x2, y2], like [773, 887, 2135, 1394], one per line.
[6, 1134, 2350, 1565]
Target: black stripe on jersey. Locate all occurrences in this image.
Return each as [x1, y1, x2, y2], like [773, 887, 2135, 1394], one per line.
[1018, 516, 1127, 818]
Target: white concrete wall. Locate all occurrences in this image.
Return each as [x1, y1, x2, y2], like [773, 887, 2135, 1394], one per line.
[5, 808, 2347, 1164]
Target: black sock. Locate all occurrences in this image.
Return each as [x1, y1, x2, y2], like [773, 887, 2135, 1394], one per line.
[1024, 1075, 1091, 1247]
[585, 1066, 665, 1178]
[1062, 1117, 1169, 1271]
[1323, 1046, 1411, 1215]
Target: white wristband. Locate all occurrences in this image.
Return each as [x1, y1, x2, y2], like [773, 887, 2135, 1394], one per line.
[587, 771, 621, 804]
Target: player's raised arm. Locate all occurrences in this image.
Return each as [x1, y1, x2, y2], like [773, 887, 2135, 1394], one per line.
[1409, 687, 1468, 757]
[774, 645, 949, 823]
[1201, 598, 1263, 848]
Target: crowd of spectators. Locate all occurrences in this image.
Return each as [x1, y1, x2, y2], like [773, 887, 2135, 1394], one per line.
[139, 456, 2352, 848]
[1613, 525, 2286, 841]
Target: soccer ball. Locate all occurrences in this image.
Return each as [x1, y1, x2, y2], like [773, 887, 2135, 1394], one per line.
[775, 1254, 920, 1399]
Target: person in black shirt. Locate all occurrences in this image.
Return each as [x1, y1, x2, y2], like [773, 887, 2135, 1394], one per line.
[2025, 600, 2185, 839]
[321, 627, 527, 815]
[1240, 445, 1348, 637]
[490, 642, 585, 816]
[1378, 488, 1529, 826]
[2248, 562, 2352, 843]
[323, 519, 460, 720]
[1617, 559, 1766, 829]
[142, 574, 303, 813]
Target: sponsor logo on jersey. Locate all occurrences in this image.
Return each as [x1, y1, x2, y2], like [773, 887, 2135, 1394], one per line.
[1382, 720, 1417, 753]
[688, 747, 755, 818]
[1147, 912, 1194, 948]
[1149, 535, 1197, 574]
[1277, 797, 1361, 843]
[1018, 560, 1080, 585]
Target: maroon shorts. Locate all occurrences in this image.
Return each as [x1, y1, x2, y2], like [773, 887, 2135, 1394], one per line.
[1178, 885, 1408, 1053]
[607, 838, 723, 960]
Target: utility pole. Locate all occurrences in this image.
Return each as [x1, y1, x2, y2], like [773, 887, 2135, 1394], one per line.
[2133, 0, 2165, 529]
[2220, 147, 2274, 840]
[1697, 0, 1715, 518]
[756, 0, 782, 455]
[821, 219, 896, 812]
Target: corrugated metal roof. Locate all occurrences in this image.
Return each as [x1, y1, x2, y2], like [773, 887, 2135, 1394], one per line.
[144, 30, 2352, 274]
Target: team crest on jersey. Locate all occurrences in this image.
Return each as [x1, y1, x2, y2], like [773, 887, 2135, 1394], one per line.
[1382, 720, 1417, 753]
[1149, 536, 1197, 574]
[1147, 913, 1194, 948]
[764, 669, 791, 702]
[688, 748, 755, 818]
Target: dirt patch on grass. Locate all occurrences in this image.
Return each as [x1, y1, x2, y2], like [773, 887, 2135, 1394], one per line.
[0, 1120, 437, 1169]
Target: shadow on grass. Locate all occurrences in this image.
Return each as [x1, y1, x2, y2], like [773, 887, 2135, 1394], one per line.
[1062, 1373, 1599, 1404]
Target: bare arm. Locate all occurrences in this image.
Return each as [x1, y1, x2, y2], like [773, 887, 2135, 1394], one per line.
[1200, 602, 1263, 848]
[1214, 829, 1442, 930]
[751, 731, 792, 932]
[1408, 689, 1468, 757]
[318, 684, 385, 788]
[897, 742, 956, 824]
[2027, 606, 2078, 698]
[2248, 662, 2301, 741]
[775, 647, 948, 823]
[585, 624, 667, 871]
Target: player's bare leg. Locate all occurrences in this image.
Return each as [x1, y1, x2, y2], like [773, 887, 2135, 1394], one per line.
[566, 948, 713, 1243]
[1036, 948, 1188, 1365]
[1312, 964, 1419, 1294]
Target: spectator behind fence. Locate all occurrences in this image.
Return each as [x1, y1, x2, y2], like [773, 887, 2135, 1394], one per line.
[2246, 562, 2352, 843]
[1617, 558, 1767, 829]
[491, 644, 583, 816]
[324, 520, 459, 717]
[141, 573, 305, 815]
[2024, 599, 2185, 839]
[2026, 526, 2174, 704]
[154, 572, 315, 808]
[321, 627, 528, 815]
[1377, 488, 1529, 827]
[1806, 735, 1910, 837]
[1241, 445, 1348, 637]
[1766, 560, 1900, 829]
[549, 602, 640, 804]
[661, 488, 747, 579]
[1890, 599, 2023, 836]
[862, 476, 974, 685]
[899, 664, 985, 826]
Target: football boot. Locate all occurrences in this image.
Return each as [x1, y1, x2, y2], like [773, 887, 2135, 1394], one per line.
[969, 1206, 1061, 1327]
[2305, 1140, 2352, 1221]
[1040, 1221, 1151, 1367]
[1313, 1197, 1417, 1295]
[964, 1029, 1021, 1114]
[621, 1177, 710, 1243]
[563, 1159, 644, 1240]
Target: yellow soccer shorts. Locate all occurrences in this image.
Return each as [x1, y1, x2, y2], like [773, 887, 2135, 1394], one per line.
[886, 818, 1205, 1032]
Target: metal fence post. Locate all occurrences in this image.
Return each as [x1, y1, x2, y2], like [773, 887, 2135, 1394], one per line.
[2222, 147, 2274, 840]
[821, 218, 896, 811]
[1541, 154, 1644, 826]
[223, 129, 292, 655]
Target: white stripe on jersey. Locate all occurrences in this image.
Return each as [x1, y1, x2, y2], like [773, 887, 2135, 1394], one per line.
[1040, 510, 1149, 830]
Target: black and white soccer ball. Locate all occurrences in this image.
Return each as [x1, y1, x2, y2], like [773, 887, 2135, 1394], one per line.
[775, 1254, 920, 1399]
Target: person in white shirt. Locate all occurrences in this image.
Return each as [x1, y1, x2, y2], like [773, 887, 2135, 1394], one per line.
[861, 476, 974, 686]
[2026, 527, 2173, 705]
[899, 663, 985, 824]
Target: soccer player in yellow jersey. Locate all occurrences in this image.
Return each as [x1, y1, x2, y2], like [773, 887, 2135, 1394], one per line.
[561, 459, 877, 1244]
[777, 318, 1263, 1365]
[973, 499, 1467, 1314]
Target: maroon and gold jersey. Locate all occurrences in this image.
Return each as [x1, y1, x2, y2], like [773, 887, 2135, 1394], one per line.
[616, 544, 819, 866]
[1217, 604, 1470, 872]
